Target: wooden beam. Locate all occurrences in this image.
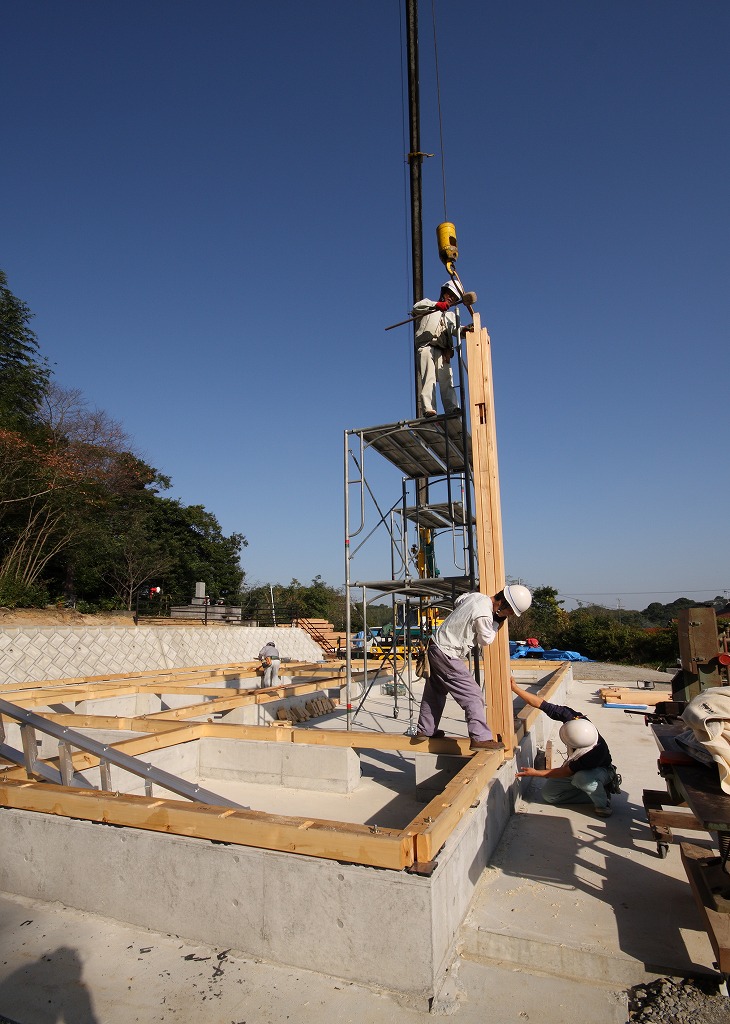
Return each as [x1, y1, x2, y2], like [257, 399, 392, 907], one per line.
[410, 748, 503, 862]
[466, 315, 512, 750]
[0, 779, 413, 870]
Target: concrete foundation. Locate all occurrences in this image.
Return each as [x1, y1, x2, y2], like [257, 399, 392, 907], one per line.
[0, 624, 564, 1003]
[0, 750, 518, 1004]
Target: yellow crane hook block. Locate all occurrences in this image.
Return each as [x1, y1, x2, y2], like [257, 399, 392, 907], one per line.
[436, 221, 458, 273]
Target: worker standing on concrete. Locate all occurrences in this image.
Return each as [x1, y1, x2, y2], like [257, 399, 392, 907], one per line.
[258, 641, 281, 689]
[510, 677, 620, 817]
[416, 586, 532, 750]
[412, 280, 462, 417]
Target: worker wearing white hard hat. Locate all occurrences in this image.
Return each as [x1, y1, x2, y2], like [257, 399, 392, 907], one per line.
[416, 587, 532, 751]
[510, 677, 620, 817]
[411, 281, 463, 418]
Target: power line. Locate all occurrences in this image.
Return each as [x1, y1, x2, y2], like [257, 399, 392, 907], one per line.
[561, 589, 726, 597]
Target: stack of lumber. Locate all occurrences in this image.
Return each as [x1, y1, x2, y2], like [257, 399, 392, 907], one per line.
[599, 686, 672, 706]
[275, 696, 338, 723]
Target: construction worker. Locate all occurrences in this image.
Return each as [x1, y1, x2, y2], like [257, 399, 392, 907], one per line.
[416, 585, 532, 750]
[412, 280, 462, 417]
[258, 641, 281, 688]
[510, 677, 620, 817]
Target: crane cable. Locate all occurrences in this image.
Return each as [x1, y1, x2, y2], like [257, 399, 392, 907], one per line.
[398, 0, 416, 418]
[431, 0, 449, 221]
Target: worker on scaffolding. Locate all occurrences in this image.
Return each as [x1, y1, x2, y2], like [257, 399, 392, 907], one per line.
[416, 585, 532, 750]
[412, 280, 462, 418]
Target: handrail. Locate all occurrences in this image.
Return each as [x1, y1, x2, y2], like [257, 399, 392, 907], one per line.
[0, 698, 244, 808]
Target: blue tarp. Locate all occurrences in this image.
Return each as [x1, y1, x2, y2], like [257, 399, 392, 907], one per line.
[509, 642, 591, 662]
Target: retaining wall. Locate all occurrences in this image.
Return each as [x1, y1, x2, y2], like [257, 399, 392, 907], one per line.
[0, 626, 325, 684]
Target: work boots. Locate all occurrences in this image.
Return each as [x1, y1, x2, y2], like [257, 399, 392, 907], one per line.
[470, 735, 505, 752]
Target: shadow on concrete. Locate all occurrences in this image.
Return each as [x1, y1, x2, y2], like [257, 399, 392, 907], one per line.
[0, 945, 99, 1023]
[486, 792, 714, 975]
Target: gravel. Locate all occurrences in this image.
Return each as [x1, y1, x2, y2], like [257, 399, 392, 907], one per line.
[628, 976, 730, 1023]
[571, 661, 675, 684]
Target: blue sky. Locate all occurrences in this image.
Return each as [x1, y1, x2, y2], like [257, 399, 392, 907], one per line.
[2, 1, 728, 611]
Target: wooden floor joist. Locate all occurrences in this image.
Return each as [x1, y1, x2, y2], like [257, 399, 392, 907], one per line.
[0, 659, 505, 870]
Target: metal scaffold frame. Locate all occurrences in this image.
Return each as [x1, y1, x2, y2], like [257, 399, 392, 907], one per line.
[343, 331, 480, 729]
[343, 313, 515, 748]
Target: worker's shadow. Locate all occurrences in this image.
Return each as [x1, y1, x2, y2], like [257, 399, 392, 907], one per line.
[483, 789, 713, 975]
[0, 945, 99, 1023]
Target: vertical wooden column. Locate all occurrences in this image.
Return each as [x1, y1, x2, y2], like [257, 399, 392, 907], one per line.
[465, 314, 514, 749]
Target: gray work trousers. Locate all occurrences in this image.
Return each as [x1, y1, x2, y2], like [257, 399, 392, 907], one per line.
[416, 641, 492, 742]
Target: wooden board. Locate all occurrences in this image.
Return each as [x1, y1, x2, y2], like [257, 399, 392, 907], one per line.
[466, 315, 512, 750]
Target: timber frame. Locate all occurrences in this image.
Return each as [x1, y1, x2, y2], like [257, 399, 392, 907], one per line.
[0, 658, 564, 872]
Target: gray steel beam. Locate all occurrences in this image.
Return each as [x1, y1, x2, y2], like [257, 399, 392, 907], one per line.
[0, 698, 244, 809]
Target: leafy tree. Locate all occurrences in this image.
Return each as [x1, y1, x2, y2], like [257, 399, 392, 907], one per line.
[0, 270, 50, 430]
[242, 576, 347, 627]
[148, 499, 246, 606]
[515, 585, 568, 648]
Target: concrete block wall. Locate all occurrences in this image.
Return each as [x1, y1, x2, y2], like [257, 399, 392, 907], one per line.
[0, 626, 325, 685]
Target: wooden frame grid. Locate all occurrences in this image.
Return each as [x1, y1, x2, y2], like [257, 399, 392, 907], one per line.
[0, 659, 526, 871]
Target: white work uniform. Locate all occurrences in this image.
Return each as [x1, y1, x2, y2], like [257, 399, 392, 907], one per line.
[433, 592, 499, 658]
[258, 642, 281, 689]
[412, 300, 459, 416]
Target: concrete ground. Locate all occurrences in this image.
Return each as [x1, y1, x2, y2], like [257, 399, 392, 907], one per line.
[0, 667, 721, 1023]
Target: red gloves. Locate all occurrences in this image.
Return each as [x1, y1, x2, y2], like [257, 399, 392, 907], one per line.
[434, 301, 449, 311]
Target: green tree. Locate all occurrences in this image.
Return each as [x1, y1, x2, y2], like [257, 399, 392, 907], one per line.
[516, 585, 567, 648]
[0, 270, 50, 430]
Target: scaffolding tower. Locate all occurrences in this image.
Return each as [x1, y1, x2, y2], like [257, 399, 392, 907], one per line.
[343, 310, 513, 744]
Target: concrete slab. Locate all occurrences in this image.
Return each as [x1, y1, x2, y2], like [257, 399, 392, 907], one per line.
[460, 673, 719, 986]
[0, 889, 628, 1024]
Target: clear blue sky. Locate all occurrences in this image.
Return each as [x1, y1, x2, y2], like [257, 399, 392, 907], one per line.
[3, 1, 728, 611]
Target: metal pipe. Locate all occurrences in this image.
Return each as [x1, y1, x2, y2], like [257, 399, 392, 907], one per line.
[344, 430, 353, 729]
[0, 698, 243, 808]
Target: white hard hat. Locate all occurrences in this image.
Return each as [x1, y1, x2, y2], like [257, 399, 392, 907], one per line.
[559, 718, 599, 749]
[440, 279, 463, 300]
[503, 584, 532, 616]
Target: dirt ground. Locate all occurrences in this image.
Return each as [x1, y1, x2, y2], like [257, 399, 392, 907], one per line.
[0, 607, 137, 628]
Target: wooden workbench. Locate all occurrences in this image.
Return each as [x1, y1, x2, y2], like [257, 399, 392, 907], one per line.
[649, 723, 730, 976]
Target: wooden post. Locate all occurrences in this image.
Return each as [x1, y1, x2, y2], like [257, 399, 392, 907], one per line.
[465, 314, 514, 750]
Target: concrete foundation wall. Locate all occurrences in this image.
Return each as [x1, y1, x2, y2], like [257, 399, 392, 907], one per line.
[0, 645, 563, 1002]
[0, 626, 325, 685]
[0, 809, 446, 1001]
[0, 750, 520, 1003]
[198, 737, 361, 793]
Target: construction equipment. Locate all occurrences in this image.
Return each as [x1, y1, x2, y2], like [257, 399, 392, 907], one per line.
[436, 221, 458, 275]
[672, 607, 725, 702]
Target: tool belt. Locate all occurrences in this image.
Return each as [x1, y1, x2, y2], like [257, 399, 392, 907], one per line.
[415, 644, 430, 679]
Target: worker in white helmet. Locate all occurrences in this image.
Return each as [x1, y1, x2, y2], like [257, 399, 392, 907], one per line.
[510, 677, 620, 817]
[416, 585, 532, 751]
[411, 280, 463, 418]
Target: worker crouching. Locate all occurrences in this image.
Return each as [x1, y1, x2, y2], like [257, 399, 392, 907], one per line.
[511, 677, 621, 817]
